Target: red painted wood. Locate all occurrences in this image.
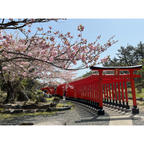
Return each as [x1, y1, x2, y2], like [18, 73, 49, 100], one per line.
[56, 65, 142, 111]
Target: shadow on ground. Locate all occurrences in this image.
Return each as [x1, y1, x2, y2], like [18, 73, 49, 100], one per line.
[0, 111, 65, 125]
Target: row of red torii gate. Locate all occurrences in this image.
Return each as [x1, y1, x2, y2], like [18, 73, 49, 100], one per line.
[42, 65, 142, 115]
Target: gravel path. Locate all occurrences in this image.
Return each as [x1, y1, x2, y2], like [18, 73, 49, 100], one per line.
[0, 100, 144, 125]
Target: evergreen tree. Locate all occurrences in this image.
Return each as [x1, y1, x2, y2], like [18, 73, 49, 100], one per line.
[103, 42, 144, 90]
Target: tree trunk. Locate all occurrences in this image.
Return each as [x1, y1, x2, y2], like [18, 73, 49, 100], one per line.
[4, 81, 15, 104]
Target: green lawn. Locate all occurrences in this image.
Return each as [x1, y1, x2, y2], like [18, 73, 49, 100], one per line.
[128, 88, 144, 98]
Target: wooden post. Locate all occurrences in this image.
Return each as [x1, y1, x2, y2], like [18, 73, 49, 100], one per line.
[129, 70, 139, 114]
[98, 69, 105, 115]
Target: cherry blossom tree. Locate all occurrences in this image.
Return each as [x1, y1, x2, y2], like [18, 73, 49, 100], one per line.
[0, 20, 117, 103]
[54, 70, 76, 100]
[0, 18, 59, 30]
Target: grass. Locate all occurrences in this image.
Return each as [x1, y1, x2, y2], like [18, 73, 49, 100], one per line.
[56, 103, 66, 108]
[0, 97, 73, 121]
[0, 97, 56, 120]
[0, 111, 56, 120]
[56, 101, 73, 108]
[0, 108, 4, 111]
[128, 88, 144, 98]
[45, 97, 54, 101]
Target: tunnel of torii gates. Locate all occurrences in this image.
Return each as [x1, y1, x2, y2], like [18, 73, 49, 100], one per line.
[44, 65, 142, 115]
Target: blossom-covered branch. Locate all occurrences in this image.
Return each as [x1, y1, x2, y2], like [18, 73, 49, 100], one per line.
[0, 18, 60, 29]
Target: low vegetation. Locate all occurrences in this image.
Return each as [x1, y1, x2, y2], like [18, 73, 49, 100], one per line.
[128, 88, 144, 98]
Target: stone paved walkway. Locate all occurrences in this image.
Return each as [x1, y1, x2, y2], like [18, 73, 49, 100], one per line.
[0, 100, 144, 125]
[35, 101, 144, 125]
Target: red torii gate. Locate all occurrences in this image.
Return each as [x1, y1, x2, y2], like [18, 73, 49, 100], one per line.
[90, 65, 142, 114]
[56, 65, 142, 115]
[41, 86, 55, 95]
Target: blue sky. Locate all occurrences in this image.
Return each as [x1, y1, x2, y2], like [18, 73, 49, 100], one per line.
[44, 19, 144, 77]
[6, 19, 144, 78]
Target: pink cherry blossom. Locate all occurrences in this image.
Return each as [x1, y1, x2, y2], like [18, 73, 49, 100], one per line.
[49, 56, 54, 62]
[22, 72, 27, 77]
[28, 52, 32, 56]
[3, 66, 7, 70]
[37, 27, 43, 31]
[50, 37, 55, 42]
[77, 24, 84, 32]
[0, 21, 117, 90]
[28, 29, 31, 33]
